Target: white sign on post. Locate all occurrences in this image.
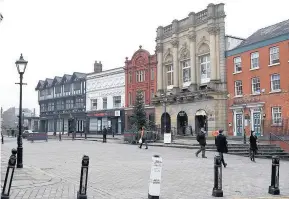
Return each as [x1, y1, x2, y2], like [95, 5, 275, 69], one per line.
[163, 133, 171, 144]
[148, 155, 163, 199]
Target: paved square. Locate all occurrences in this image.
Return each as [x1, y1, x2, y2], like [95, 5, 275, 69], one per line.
[1, 138, 289, 199]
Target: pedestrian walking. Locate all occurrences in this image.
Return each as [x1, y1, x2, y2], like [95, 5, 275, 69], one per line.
[1, 133, 3, 144]
[102, 126, 107, 143]
[195, 128, 207, 158]
[59, 132, 62, 141]
[215, 130, 228, 168]
[139, 126, 148, 149]
[249, 130, 258, 162]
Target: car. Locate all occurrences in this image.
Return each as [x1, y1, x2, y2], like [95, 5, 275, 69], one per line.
[22, 130, 34, 138]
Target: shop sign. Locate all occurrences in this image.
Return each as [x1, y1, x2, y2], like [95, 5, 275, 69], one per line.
[233, 96, 260, 104]
[87, 112, 107, 117]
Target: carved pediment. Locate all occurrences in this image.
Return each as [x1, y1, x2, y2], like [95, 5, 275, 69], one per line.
[198, 43, 210, 54]
[164, 48, 173, 64]
[180, 43, 190, 60]
[135, 56, 145, 66]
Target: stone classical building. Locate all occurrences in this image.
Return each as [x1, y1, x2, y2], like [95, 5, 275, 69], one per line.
[35, 72, 86, 134]
[152, 3, 241, 136]
[86, 62, 125, 134]
[124, 46, 157, 130]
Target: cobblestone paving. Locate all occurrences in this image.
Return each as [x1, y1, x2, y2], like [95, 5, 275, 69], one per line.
[1, 138, 289, 199]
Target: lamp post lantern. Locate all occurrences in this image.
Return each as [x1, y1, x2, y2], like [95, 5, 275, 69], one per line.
[15, 53, 28, 168]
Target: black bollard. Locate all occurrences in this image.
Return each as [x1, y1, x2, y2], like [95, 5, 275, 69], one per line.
[84, 132, 87, 140]
[268, 156, 280, 195]
[77, 155, 89, 199]
[212, 156, 223, 197]
[1, 149, 17, 199]
[1, 134, 3, 144]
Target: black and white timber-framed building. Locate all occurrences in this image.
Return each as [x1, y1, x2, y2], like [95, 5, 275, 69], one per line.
[35, 72, 86, 134]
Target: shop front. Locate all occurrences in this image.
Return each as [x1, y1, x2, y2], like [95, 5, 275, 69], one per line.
[87, 109, 125, 134]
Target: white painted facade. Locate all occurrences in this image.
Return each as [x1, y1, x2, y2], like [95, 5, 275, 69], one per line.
[86, 67, 125, 111]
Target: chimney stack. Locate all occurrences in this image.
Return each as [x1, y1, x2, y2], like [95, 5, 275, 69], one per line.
[94, 60, 103, 73]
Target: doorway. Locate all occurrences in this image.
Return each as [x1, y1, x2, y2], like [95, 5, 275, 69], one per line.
[161, 112, 171, 133]
[195, 109, 207, 135]
[177, 111, 188, 135]
[252, 112, 261, 136]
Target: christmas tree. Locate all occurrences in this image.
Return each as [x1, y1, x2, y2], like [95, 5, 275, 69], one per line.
[130, 90, 147, 131]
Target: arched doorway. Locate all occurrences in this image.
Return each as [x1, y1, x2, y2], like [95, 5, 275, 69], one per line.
[195, 109, 208, 135]
[161, 112, 171, 133]
[177, 111, 188, 135]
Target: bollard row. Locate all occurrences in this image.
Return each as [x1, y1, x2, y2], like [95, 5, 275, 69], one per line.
[1, 153, 283, 198]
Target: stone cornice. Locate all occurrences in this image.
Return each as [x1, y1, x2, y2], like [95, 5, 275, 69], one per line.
[187, 31, 196, 41]
[208, 24, 220, 35]
[170, 38, 179, 48]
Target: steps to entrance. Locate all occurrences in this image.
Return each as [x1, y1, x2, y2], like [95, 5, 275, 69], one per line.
[147, 142, 289, 160]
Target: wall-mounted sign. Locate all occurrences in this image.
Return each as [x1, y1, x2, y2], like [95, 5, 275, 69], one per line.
[233, 97, 260, 104]
[115, 110, 120, 117]
[87, 113, 107, 117]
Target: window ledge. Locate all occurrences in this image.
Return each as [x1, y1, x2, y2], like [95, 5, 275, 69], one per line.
[234, 95, 243, 98]
[271, 124, 282, 127]
[269, 89, 282, 94]
[250, 93, 261, 96]
[167, 85, 173, 90]
[233, 71, 242, 75]
[268, 63, 280, 67]
[250, 67, 259, 71]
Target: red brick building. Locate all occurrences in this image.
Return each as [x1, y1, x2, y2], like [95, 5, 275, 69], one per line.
[226, 20, 289, 137]
[124, 46, 157, 130]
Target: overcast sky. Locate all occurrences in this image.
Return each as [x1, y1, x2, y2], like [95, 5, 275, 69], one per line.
[0, 0, 288, 114]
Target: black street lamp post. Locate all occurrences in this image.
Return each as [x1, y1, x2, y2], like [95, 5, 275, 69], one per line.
[15, 53, 28, 169]
[161, 93, 168, 134]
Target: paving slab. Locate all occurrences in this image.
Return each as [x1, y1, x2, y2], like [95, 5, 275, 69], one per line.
[1, 139, 289, 199]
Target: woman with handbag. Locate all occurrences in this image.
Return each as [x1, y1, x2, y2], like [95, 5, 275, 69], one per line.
[139, 126, 148, 149]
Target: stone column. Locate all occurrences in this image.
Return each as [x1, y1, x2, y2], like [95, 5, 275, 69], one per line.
[188, 31, 197, 89]
[216, 32, 220, 80]
[208, 25, 217, 81]
[171, 38, 179, 88]
[156, 43, 163, 91]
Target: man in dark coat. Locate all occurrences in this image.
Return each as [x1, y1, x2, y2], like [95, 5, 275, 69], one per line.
[195, 128, 207, 158]
[249, 130, 258, 162]
[102, 126, 107, 143]
[215, 130, 228, 167]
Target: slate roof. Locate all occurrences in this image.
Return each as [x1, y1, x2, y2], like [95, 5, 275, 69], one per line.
[35, 80, 45, 90]
[238, 19, 289, 47]
[55, 76, 62, 82]
[44, 78, 53, 88]
[51, 76, 62, 86]
[73, 72, 86, 79]
[64, 74, 72, 81]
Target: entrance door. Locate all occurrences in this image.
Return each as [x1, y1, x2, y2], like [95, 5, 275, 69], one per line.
[252, 112, 261, 136]
[177, 111, 188, 135]
[161, 113, 171, 133]
[235, 113, 243, 136]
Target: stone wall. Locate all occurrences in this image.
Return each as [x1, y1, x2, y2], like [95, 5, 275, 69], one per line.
[155, 97, 227, 136]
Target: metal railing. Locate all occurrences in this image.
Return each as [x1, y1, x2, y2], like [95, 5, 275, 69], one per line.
[263, 119, 289, 136]
[269, 132, 289, 147]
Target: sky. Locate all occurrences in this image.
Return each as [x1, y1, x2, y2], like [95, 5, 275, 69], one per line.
[0, 0, 289, 115]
